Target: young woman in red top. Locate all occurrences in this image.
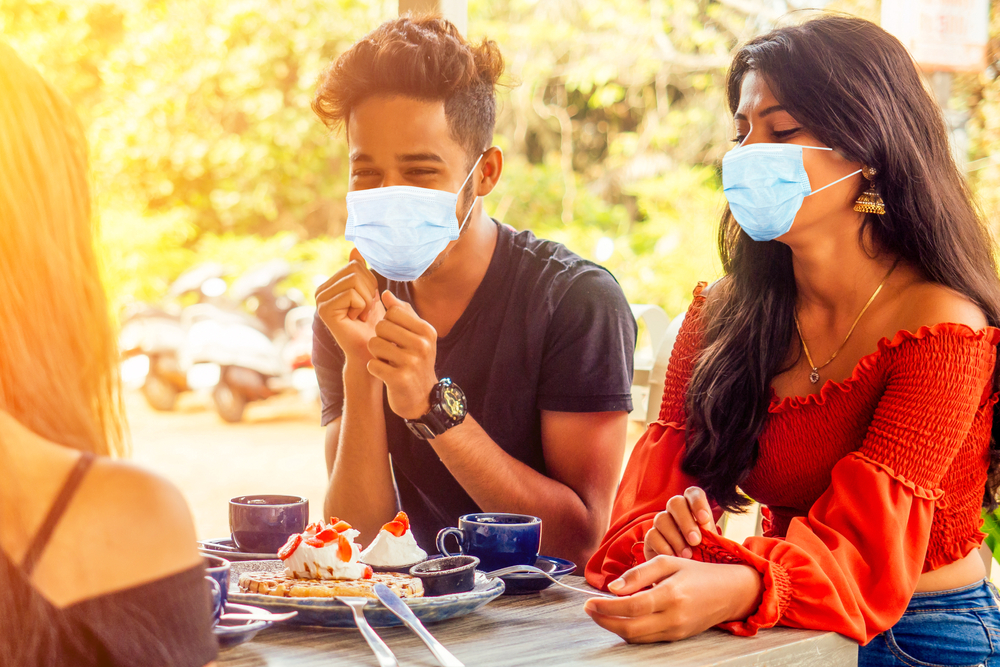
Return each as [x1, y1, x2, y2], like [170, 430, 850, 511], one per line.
[584, 15, 1000, 666]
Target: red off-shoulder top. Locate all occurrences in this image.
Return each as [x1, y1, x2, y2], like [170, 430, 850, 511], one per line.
[586, 283, 1000, 645]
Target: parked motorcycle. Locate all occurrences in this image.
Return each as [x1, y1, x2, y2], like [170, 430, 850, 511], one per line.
[119, 263, 227, 411]
[188, 261, 318, 423]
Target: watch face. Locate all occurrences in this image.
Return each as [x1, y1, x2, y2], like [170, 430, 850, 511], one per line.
[441, 385, 467, 419]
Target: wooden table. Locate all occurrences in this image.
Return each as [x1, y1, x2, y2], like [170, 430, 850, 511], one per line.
[218, 576, 857, 667]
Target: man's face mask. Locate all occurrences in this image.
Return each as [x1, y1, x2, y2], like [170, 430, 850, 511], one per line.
[345, 154, 484, 282]
[722, 141, 861, 242]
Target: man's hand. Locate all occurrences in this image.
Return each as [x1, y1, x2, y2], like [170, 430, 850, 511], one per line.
[643, 486, 718, 561]
[367, 291, 439, 420]
[583, 555, 763, 644]
[315, 249, 386, 363]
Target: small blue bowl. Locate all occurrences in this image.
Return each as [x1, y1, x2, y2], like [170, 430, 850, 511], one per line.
[229, 495, 308, 555]
[409, 556, 479, 596]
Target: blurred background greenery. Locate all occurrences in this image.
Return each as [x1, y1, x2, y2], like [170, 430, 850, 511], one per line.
[2, 0, 998, 318]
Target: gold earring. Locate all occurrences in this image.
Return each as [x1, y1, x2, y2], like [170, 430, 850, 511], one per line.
[854, 165, 886, 215]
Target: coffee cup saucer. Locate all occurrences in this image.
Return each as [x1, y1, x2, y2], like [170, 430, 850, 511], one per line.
[489, 555, 576, 595]
[214, 602, 273, 649]
[199, 537, 277, 562]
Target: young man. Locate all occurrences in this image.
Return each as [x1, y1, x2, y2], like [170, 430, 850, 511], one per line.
[311, 16, 636, 568]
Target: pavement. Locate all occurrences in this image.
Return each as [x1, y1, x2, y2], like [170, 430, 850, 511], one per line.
[125, 389, 329, 541]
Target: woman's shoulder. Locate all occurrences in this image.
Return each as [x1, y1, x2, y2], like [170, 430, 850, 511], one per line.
[35, 456, 202, 608]
[894, 280, 988, 333]
[872, 278, 998, 377]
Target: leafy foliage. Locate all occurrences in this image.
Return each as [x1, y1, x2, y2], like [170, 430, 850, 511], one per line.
[2, 0, 999, 321]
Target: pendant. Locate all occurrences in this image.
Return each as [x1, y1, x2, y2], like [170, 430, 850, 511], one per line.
[809, 368, 820, 384]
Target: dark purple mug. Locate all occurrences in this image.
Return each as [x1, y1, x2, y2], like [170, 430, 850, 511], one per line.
[229, 494, 308, 554]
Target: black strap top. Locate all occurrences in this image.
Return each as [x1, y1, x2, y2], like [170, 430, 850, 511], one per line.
[20, 450, 95, 576]
[1, 452, 218, 667]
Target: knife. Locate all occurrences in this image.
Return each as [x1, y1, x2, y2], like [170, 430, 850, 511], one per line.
[373, 583, 464, 667]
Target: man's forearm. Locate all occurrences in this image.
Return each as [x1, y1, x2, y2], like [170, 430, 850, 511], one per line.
[324, 361, 396, 542]
[430, 415, 600, 567]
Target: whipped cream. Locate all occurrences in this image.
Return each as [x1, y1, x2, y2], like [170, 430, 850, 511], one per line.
[361, 528, 428, 567]
[283, 528, 368, 580]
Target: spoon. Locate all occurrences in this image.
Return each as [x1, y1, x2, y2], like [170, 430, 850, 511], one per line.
[485, 565, 616, 598]
[199, 540, 241, 553]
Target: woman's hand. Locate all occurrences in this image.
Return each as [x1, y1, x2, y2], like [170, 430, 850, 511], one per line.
[583, 555, 764, 644]
[643, 486, 717, 560]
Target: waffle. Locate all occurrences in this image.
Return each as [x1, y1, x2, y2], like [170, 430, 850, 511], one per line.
[238, 570, 424, 599]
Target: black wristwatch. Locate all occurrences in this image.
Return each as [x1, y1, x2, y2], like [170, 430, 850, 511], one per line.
[405, 378, 467, 440]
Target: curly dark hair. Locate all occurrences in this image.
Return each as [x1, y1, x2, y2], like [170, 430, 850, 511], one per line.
[312, 16, 504, 159]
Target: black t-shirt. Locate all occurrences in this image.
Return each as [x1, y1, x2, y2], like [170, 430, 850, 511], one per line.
[313, 222, 637, 548]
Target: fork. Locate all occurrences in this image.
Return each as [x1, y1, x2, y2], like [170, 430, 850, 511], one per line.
[336, 597, 398, 667]
[220, 610, 298, 623]
[485, 565, 616, 598]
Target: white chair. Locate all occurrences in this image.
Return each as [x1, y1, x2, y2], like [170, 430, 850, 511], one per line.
[630, 304, 686, 425]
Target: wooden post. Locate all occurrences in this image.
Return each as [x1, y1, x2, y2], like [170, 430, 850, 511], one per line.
[398, 0, 467, 35]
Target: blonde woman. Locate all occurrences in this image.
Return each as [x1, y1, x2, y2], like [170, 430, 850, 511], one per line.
[0, 44, 217, 666]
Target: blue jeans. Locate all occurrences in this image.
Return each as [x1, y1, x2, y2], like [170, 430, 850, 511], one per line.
[860, 580, 1000, 666]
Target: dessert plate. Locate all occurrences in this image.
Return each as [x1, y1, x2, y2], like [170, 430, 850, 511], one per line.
[493, 555, 576, 595]
[198, 537, 277, 562]
[228, 559, 504, 628]
[214, 602, 273, 649]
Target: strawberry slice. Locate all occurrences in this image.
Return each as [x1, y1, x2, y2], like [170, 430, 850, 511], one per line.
[362, 565, 373, 580]
[304, 521, 323, 535]
[392, 511, 410, 531]
[332, 520, 353, 532]
[304, 537, 325, 548]
[337, 533, 353, 562]
[278, 533, 303, 560]
[383, 520, 406, 537]
[315, 528, 338, 543]
[328, 517, 339, 525]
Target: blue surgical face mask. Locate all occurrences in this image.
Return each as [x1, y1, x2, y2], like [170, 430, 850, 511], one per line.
[345, 154, 484, 282]
[721, 142, 861, 242]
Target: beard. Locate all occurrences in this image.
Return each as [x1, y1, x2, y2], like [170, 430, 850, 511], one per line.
[419, 179, 478, 281]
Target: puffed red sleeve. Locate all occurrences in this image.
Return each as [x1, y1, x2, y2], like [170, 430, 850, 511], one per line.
[585, 284, 723, 590]
[694, 326, 999, 645]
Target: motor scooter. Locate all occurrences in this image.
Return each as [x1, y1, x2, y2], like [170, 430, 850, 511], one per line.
[119, 263, 227, 411]
[187, 261, 317, 423]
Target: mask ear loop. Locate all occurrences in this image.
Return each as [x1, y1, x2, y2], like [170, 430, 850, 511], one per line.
[808, 168, 863, 196]
[796, 145, 862, 196]
[737, 124, 752, 147]
[456, 152, 485, 232]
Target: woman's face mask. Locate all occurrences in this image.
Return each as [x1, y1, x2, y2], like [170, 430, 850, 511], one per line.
[345, 153, 484, 282]
[721, 142, 862, 242]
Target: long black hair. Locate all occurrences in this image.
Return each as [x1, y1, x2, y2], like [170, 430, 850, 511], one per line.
[681, 15, 1000, 512]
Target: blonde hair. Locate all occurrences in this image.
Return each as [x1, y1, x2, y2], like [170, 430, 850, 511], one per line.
[0, 43, 125, 456]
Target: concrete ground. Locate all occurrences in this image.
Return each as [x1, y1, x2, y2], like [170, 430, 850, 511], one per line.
[125, 389, 329, 541]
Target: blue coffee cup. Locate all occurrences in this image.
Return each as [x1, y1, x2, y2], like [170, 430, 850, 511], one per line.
[204, 555, 231, 605]
[229, 494, 309, 554]
[436, 513, 542, 571]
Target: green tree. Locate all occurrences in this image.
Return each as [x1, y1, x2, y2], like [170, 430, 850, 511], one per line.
[4, 0, 999, 319]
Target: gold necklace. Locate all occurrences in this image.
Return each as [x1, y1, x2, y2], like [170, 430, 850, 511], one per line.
[793, 262, 898, 384]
